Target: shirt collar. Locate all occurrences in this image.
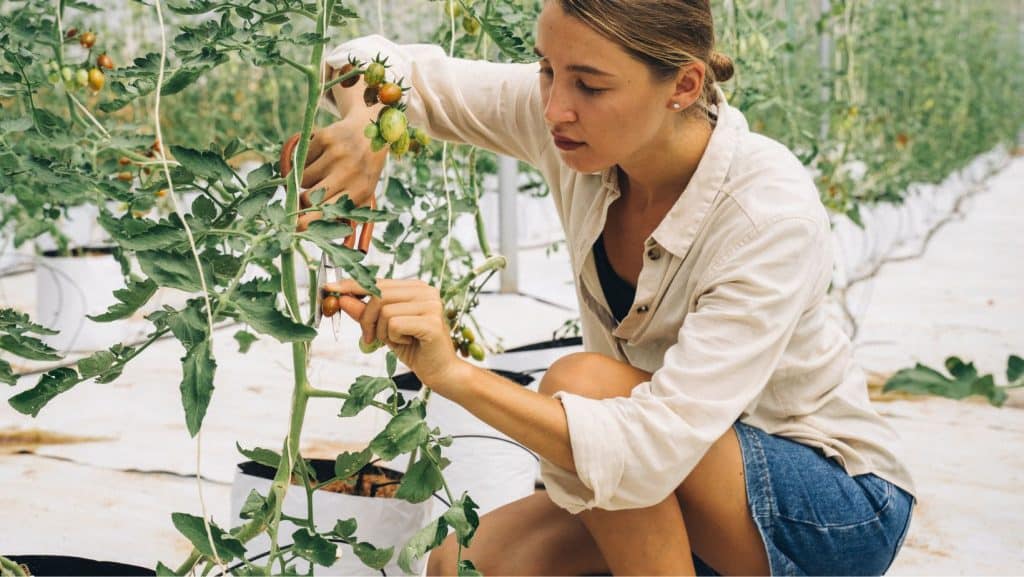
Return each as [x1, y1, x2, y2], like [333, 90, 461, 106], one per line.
[598, 89, 747, 260]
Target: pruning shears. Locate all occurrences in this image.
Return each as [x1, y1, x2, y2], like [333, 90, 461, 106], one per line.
[280, 132, 376, 332]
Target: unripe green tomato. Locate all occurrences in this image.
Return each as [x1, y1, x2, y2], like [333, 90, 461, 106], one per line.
[364, 122, 380, 140]
[412, 127, 432, 147]
[462, 16, 481, 36]
[444, 0, 463, 18]
[390, 129, 410, 156]
[358, 337, 384, 354]
[378, 107, 408, 144]
[460, 326, 475, 343]
[370, 135, 387, 152]
[74, 68, 89, 88]
[468, 342, 485, 361]
[48, 71, 60, 84]
[364, 61, 386, 87]
[61, 67, 73, 84]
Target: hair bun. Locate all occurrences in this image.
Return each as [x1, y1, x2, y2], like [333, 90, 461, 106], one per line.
[709, 51, 735, 83]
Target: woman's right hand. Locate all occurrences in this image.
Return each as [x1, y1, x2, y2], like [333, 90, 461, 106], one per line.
[295, 109, 388, 232]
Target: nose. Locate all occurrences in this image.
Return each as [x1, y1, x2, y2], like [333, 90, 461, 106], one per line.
[543, 80, 577, 126]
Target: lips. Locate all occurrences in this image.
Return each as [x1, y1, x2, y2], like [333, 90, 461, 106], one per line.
[552, 133, 584, 151]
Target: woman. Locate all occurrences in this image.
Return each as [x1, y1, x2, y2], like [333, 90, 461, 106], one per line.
[304, 1, 916, 574]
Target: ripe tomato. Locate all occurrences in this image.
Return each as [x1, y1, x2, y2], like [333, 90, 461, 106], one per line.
[65, 27, 78, 38]
[377, 82, 402, 106]
[338, 62, 359, 88]
[97, 54, 114, 70]
[87, 68, 104, 92]
[116, 171, 133, 182]
[322, 295, 341, 317]
[363, 85, 379, 107]
[364, 61, 386, 87]
[79, 31, 96, 49]
[377, 107, 408, 144]
[118, 156, 131, 166]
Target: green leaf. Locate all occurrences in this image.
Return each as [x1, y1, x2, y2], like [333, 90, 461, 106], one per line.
[334, 448, 373, 480]
[291, 529, 338, 567]
[397, 517, 448, 575]
[99, 212, 187, 251]
[233, 294, 317, 343]
[0, 359, 16, 386]
[457, 560, 483, 576]
[180, 339, 216, 437]
[369, 408, 430, 460]
[331, 518, 358, 540]
[138, 250, 216, 293]
[352, 542, 393, 571]
[167, 303, 210, 350]
[386, 351, 397, 378]
[171, 512, 246, 561]
[234, 330, 258, 354]
[304, 220, 354, 244]
[442, 494, 480, 547]
[0, 334, 60, 361]
[191, 196, 218, 223]
[239, 489, 269, 520]
[385, 177, 413, 210]
[8, 367, 80, 417]
[1007, 355, 1024, 384]
[236, 443, 281, 469]
[395, 455, 444, 504]
[88, 278, 158, 322]
[169, 145, 235, 184]
[339, 376, 395, 417]
[155, 561, 179, 576]
[77, 350, 115, 379]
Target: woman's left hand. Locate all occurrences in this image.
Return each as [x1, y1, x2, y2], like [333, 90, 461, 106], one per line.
[323, 278, 467, 392]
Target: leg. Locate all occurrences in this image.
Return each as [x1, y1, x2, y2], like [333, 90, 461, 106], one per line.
[540, 352, 770, 576]
[426, 489, 609, 576]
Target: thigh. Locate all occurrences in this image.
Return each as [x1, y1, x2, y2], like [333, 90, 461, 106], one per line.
[427, 490, 609, 576]
[674, 426, 771, 576]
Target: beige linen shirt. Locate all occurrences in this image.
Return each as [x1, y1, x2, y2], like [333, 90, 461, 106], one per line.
[326, 36, 916, 513]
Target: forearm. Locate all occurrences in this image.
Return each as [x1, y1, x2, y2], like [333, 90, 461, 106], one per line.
[432, 362, 576, 473]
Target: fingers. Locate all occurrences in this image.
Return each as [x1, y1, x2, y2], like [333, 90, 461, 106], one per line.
[384, 316, 436, 347]
[376, 301, 434, 345]
[321, 280, 441, 344]
[336, 295, 365, 321]
[296, 210, 322, 233]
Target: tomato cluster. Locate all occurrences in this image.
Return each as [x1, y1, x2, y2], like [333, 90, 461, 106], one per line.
[46, 29, 113, 94]
[446, 309, 485, 361]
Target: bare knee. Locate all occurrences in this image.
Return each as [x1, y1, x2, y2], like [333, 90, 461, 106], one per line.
[539, 352, 650, 400]
[538, 352, 608, 397]
[425, 534, 458, 576]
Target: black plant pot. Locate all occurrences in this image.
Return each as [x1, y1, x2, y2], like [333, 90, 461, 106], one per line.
[5, 555, 155, 576]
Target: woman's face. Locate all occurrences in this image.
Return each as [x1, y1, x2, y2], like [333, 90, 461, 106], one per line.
[535, 2, 678, 174]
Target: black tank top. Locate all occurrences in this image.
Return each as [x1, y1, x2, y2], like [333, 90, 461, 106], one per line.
[592, 233, 636, 323]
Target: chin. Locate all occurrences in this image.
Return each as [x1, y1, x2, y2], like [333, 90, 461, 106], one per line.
[558, 149, 610, 174]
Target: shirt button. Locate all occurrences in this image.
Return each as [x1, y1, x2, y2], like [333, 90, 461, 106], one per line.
[636, 304, 650, 314]
[646, 247, 662, 261]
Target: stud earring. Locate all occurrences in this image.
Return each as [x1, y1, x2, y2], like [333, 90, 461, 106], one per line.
[671, 102, 682, 110]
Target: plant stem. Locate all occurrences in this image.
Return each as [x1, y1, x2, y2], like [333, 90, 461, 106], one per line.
[0, 555, 27, 577]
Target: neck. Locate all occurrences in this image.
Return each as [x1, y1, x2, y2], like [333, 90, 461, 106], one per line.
[617, 115, 714, 210]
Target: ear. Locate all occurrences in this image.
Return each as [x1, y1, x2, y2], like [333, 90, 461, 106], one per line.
[668, 61, 706, 110]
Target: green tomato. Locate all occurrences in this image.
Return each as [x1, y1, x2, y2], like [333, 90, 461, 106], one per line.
[378, 107, 408, 144]
[460, 326, 475, 343]
[411, 127, 432, 147]
[364, 122, 380, 140]
[74, 68, 89, 88]
[390, 129, 411, 156]
[370, 135, 387, 152]
[468, 343, 485, 361]
[364, 61, 386, 87]
[358, 337, 384, 354]
[61, 66, 73, 84]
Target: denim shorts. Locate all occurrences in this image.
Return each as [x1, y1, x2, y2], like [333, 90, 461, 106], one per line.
[693, 422, 915, 576]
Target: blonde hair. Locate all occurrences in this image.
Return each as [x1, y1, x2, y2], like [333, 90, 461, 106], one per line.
[554, 0, 734, 111]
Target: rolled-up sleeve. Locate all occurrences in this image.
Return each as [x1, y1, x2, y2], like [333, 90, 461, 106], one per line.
[323, 35, 548, 165]
[541, 216, 829, 513]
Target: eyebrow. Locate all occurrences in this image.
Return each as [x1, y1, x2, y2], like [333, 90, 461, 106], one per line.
[533, 46, 614, 77]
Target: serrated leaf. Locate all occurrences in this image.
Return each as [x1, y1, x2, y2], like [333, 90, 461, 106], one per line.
[236, 443, 282, 469]
[171, 512, 246, 561]
[386, 351, 397, 377]
[443, 494, 480, 547]
[180, 339, 216, 437]
[0, 359, 16, 386]
[99, 212, 188, 251]
[233, 294, 317, 343]
[332, 518, 358, 540]
[395, 455, 444, 504]
[0, 334, 61, 361]
[89, 278, 158, 322]
[167, 303, 209, 350]
[334, 448, 373, 480]
[138, 250, 216, 293]
[385, 177, 413, 210]
[339, 375, 394, 417]
[352, 542, 393, 571]
[77, 350, 116, 379]
[239, 489, 268, 521]
[169, 145, 235, 184]
[234, 330, 258, 353]
[291, 529, 338, 567]
[397, 517, 447, 575]
[369, 409, 430, 460]
[8, 367, 80, 417]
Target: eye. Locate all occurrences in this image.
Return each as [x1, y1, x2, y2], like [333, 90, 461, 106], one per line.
[576, 79, 606, 95]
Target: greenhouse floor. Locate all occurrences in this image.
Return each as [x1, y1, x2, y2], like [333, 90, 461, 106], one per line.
[2, 156, 1023, 575]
